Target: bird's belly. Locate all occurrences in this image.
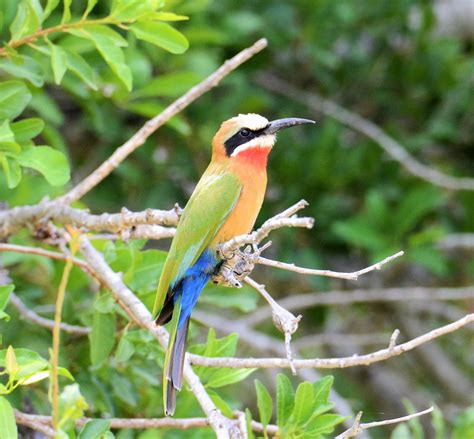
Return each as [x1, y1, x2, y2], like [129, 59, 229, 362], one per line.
[213, 183, 265, 244]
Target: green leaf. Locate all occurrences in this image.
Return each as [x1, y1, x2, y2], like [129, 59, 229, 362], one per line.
[403, 400, 423, 439]
[0, 396, 17, 439]
[110, 0, 155, 21]
[0, 121, 21, 153]
[65, 50, 99, 90]
[304, 413, 346, 436]
[62, 0, 72, 23]
[78, 419, 111, 439]
[68, 26, 132, 90]
[452, 406, 474, 439]
[48, 42, 68, 85]
[255, 379, 273, 433]
[291, 381, 314, 425]
[130, 21, 189, 54]
[333, 218, 387, 251]
[149, 11, 189, 21]
[0, 55, 44, 87]
[0, 80, 32, 119]
[206, 368, 256, 388]
[44, 0, 60, 20]
[9, 0, 41, 41]
[5, 346, 18, 376]
[89, 310, 116, 366]
[82, 0, 98, 18]
[391, 423, 411, 439]
[133, 71, 201, 98]
[207, 389, 234, 418]
[276, 374, 294, 427]
[393, 186, 442, 238]
[313, 376, 333, 407]
[0, 156, 22, 188]
[11, 118, 44, 142]
[58, 384, 89, 430]
[245, 408, 255, 439]
[17, 146, 70, 186]
[114, 332, 135, 363]
[0, 285, 14, 321]
[431, 406, 446, 439]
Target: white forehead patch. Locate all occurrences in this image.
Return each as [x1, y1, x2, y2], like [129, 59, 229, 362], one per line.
[230, 113, 269, 131]
[230, 134, 276, 157]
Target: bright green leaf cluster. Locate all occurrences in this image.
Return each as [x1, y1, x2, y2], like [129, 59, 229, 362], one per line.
[249, 375, 347, 439]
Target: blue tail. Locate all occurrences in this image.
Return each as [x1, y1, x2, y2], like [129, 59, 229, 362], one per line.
[160, 249, 217, 416]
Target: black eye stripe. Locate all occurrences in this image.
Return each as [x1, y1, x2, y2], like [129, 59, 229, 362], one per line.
[224, 125, 269, 156]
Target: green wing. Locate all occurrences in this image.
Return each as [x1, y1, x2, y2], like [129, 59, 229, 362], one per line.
[153, 169, 242, 317]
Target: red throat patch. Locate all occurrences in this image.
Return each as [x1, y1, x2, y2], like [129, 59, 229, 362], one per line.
[236, 146, 271, 168]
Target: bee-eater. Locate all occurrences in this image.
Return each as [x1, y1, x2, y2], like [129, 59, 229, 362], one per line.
[153, 113, 314, 415]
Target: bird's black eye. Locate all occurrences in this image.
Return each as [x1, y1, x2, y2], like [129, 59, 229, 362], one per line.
[240, 128, 250, 137]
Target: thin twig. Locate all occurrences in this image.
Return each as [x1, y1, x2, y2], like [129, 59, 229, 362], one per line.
[59, 38, 268, 204]
[188, 313, 474, 369]
[14, 410, 278, 434]
[335, 407, 434, 438]
[242, 286, 474, 327]
[258, 73, 474, 191]
[257, 251, 404, 280]
[9, 293, 90, 335]
[0, 243, 92, 275]
[51, 243, 75, 430]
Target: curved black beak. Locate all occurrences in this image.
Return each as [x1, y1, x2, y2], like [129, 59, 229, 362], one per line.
[264, 117, 315, 135]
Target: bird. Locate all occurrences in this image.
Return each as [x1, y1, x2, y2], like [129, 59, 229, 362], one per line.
[153, 113, 315, 416]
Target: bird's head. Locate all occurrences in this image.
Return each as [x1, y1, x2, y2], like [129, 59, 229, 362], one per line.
[212, 113, 315, 165]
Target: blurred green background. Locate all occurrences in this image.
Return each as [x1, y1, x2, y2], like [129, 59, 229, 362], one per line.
[1, 0, 473, 437]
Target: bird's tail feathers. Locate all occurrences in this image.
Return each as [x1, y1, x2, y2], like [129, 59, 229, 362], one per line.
[164, 313, 190, 416]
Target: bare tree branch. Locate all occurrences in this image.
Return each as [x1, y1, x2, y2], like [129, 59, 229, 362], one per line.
[14, 410, 277, 435]
[242, 286, 474, 327]
[0, 204, 178, 240]
[257, 250, 404, 280]
[0, 243, 92, 275]
[9, 293, 90, 335]
[257, 74, 474, 191]
[335, 407, 434, 438]
[188, 313, 474, 369]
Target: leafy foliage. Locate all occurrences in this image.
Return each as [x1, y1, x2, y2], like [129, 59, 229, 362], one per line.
[248, 375, 346, 439]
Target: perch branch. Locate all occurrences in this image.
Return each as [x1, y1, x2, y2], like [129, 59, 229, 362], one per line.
[258, 73, 474, 191]
[336, 407, 434, 438]
[188, 313, 474, 369]
[59, 38, 268, 204]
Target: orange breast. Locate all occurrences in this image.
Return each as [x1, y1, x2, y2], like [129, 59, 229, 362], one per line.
[212, 147, 269, 244]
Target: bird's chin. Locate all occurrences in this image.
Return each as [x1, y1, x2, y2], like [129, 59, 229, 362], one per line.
[230, 134, 276, 157]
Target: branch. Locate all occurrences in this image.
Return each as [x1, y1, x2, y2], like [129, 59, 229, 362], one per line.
[78, 237, 241, 439]
[0, 204, 178, 240]
[242, 286, 474, 327]
[59, 38, 268, 204]
[14, 410, 277, 435]
[257, 73, 474, 191]
[0, 243, 93, 276]
[188, 313, 474, 369]
[335, 407, 434, 439]
[14, 410, 55, 437]
[257, 250, 404, 280]
[438, 233, 474, 250]
[218, 200, 313, 258]
[9, 293, 90, 335]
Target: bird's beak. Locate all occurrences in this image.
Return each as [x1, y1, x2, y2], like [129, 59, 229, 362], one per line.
[264, 117, 315, 135]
